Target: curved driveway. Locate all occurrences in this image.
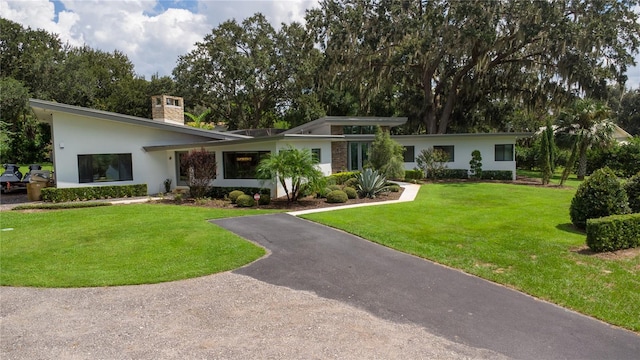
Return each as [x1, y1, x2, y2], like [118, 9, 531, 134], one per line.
[214, 213, 640, 360]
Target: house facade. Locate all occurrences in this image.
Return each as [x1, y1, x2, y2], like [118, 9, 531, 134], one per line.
[30, 97, 530, 198]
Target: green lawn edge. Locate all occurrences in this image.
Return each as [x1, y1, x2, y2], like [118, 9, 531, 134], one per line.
[302, 183, 640, 332]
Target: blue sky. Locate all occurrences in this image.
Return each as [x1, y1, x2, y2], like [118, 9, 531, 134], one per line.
[3, 0, 640, 89]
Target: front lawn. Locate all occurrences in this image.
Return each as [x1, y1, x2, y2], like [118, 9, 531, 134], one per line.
[0, 204, 273, 287]
[302, 183, 640, 332]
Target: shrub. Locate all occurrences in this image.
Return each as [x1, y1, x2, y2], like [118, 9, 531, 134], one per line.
[586, 213, 640, 252]
[228, 190, 245, 204]
[343, 186, 358, 199]
[326, 190, 348, 203]
[570, 167, 630, 229]
[41, 184, 148, 202]
[416, 148, 449, 179]
[405, 169, 424, 180]
[205, 187, 266, 199]
[327, 184, 342, 192]
[258, 193, 271, 205]
[387, 184, 400, 192]
[433, 169, 468, 179]
[236, 194, 255, 207]
[180, 149, 216, 198]
[329, 171, 359, 185]
[356, 168, 388, 198]
[469, 150, 483, 179]
[480, 171, 513, 181]
[344, 177, 360, 188]
[625, 173, 640, 213]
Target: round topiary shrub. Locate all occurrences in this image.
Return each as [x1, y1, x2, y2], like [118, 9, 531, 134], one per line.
[344, 177, 359, 189]
[327, 184, 342, 192]
[570, 167, 630, 229]
[343, 186, 357, 199]
[326, 190, 348, 203]
[236, 194, 255, 207]
[228, 190, 245, 204]
[625, 172, 640, 213]
[258, 193, 271, 205]
[387, 184, 400, 192]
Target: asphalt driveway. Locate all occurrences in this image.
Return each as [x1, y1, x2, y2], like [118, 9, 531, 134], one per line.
[213, 213, 640, 360]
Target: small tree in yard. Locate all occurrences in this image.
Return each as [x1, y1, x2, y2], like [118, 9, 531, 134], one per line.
[368, 126, 405, 180]
[180, 148, 217, 198]
[416, 147, 448, 179]
[469, 150, 482, 179]
[538, 118, 556, 185]
[256, 146, 323, 202]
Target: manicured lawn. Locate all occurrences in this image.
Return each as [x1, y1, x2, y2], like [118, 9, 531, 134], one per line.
[0, 204, 274, 287]
[517, 168, 583, 188]
[302, 183, 640, 332]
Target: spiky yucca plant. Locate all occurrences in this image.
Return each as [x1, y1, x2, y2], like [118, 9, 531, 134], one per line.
[356, 168, 388, 198]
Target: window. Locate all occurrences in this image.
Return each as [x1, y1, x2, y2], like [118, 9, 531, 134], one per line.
[434, 145, 455, 162]
[223, 151, 269, 179]
[78, 154, 133, 183]
[176, 151, 188, 186]
[348, 142, 370, 170]
[165, 98, 180, 106]
[311, 148, 321, 162]
[403, 146, 415, 162]
[343, 125, 377, 134]
[495, 144, 514, 161]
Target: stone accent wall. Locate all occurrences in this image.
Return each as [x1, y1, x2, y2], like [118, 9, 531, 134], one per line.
[331, 125, 344, 135]
[331, 142, 348, 173]
[151, 95, 184, 125]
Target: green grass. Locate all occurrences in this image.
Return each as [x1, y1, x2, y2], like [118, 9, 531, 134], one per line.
[517, 168, 583, 188]
[302, 183, 640, 332]
[0, 204, 274, 287]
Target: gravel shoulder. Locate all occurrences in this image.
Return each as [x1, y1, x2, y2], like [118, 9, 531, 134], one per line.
[1, 272, 507, 359]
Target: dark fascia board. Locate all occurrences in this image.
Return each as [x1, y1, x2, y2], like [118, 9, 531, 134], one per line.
[28, 98, 251, 141]
[282, 116, 408, 135]
[390, 132, 534, 139]
[143, 133, 345, 152]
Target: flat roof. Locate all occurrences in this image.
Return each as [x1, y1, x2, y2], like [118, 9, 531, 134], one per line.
[283, 116, 408, 135]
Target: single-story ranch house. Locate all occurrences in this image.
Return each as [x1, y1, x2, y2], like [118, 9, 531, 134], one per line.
[29, 96, 531, 197]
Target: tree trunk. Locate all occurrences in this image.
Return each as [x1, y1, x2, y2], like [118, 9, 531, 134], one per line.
[577, 141, 588, 180]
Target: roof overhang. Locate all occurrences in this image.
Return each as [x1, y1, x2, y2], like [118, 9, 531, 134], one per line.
[28, 99, 251, 141]
[283, 116, 408, 135]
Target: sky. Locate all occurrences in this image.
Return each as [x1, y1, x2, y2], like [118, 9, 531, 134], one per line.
[2, 0, 640, 89]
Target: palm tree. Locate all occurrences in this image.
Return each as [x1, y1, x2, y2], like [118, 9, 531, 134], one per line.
[556, 99, 615, 185]
[256, 146, 323, 202]
[184, 109, 212, 129]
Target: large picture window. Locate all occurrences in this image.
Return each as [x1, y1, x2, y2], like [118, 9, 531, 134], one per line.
[223, 151, 269, 179]
[495, 144, 514, 161]
[78, 153, 133, 183]
[434, 145, 455, 162]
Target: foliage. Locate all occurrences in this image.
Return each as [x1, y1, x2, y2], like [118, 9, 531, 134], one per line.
[256, 145, 322, 202]
[343, 186, 358, 199]
[432, 169, 469, 180]
[538, 118, 556, 185]
[327, 184, 341, 192]
[326, 189, 348, 203]
[586, 213, 640, 252]
[184, 109, 212, 129]
[615, 89, 640, 135]
[328, 171, 359, 185]
[257, 193, 271, 205]
[469, 150, 483, 179]
[416, 148, 449, 179]
[356, 168, 388, 199]
[303, 183, 640, 331]
[480, 171, 513, 181]
[180, 149, 217, 199]
[12, 202, 111, 210]
[163, 178, 172, 193]
[41, 184, 147, 202]
[307, 0, 640, 134]
[0, 204, 268, 286]
[557, 99, 615, 184]
[625, 173, 640, 213]
[228, 190, 245, 204]
[344, 177, 360, 189]
[368, 126, 405, 180]
[570, 167, 630, 229]
[404, 169, 424, 181]
[387, 184, 401, 193]
[204, 187, 267, 200]
[586, 137, 640, 178]
[236, 194, 256, 207]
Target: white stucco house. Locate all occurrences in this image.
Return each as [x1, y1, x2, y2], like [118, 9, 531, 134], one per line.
[29, 96, 531, 198]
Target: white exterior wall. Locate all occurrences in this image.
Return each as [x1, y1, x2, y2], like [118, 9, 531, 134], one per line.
[50, 112, 213, 194]
[393, 134, 518, 180]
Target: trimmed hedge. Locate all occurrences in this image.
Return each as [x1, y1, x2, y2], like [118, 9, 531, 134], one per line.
[405, 169, 424, 180]
[625, 173, 640, 213]
[41, 184, 148, 203]
[328, 171, 360, 185]
[586, 213, 640, 252]
[343, 186, 358, 199]
[236, 194, 256, 207]
[570, 167, 630, 229]
[433, 169, 468, 179]
[480, 170, 513, 181]
[228, 190, 245, 204]
[258, 193, 271, 205]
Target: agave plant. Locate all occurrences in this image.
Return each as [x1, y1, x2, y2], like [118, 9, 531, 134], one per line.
[356, 168, 388, 198]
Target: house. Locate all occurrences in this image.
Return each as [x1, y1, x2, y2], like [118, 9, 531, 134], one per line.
[29, 96, 531, 197]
